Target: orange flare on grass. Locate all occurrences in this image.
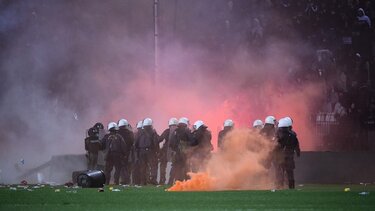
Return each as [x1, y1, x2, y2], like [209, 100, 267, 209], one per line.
[167, 172, 216, 191]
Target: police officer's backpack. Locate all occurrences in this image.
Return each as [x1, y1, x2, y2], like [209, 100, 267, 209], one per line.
[107, 134, 123, 153]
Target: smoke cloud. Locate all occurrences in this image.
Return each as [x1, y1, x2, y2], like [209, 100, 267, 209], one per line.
[0, 0, 323, 183]
[168, 129, 275, 191]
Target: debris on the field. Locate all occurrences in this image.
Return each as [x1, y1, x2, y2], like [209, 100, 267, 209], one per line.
[47, 182, 58, 186]
[344, 188, 350, 192]
[32, 185, 41, 189]
[359, 192, 369, 195]
[111, 188, 121, 192]
[98, 188, 104, 192]
[298, 184, 304, 187]
[270, 189, 276, 192]
[27, 189, 34, 192]
[9, 187, 17, 191]
[64, 182, 74, 188]
[54, 189, 60, 192]
[17, 186, 28, 190]
[66, 190, 77, 194]
[122, 185, 130, 187]
[134, 185, 142, 188]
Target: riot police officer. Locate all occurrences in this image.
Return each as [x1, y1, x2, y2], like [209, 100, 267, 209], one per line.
[102, 122, 127, 185]
[191, 120, 213, 172]
[133, 120, 144, 185]
[169, 117, 195, 181]
[93, 122, 106, 170]
[276, 117, 300, 189]
[218, 119, 234, 150]
[117, 119, 134, 185]
[84, 127, 101, 170]
[135, 118, 159, 185]
[158, 117, 178, 185]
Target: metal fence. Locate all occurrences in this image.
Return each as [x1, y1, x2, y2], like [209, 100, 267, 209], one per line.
[315, 112, 338, 139]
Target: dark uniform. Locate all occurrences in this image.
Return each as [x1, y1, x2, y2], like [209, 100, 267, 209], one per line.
[118, 126, 134, 185]
[260, 123, 276, 169]
[84, 127, 102, 170]
[191, 126, 213, 172]
[135, 126, 159, 185]
[102, 130, 127, 185]
[275, 127, 300, 189]
[94, 122, 106, 171]
[158, 125, 177, 185]
[260, 124, 276, 140]
[132, 127, 142, 185]
[218, 126, 232, 150]
[169, 124, 195, 181]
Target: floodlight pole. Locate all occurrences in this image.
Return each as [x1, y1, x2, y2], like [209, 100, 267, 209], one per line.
[154, 0, 159, 85]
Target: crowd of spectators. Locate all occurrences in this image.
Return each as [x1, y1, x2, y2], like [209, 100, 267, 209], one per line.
[218, 0, 375, 150]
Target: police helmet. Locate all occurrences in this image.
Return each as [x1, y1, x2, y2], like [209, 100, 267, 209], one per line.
[265, 116, 276, 125]
[253, 119, 263, 128]
[107, 122, 118, 131]
[136, 121, 143, 129]
[168, 118, 178, 126]
[193, 120, 205, 130]
[278, 118, 289, 128]
[118, 119, 129, 127]
[94, 122, 104, 130]
[143, 118, 153, 127]
[284, 117, 293, 127]
[223, 119, 234, 127]
[88, 127, 98, 137]
[178, 117, 189, 125]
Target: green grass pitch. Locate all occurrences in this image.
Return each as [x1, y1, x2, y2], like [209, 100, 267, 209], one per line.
[0, 184, 374, 210]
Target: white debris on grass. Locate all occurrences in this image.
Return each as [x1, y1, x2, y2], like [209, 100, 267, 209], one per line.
[111, 188, 121, 192]
[359, 192, 370, 195]
[66, 190, 77, 194]
[17, 185, 28, 189]
[9, 187, 17, 191]
[46, 182, 59, 186]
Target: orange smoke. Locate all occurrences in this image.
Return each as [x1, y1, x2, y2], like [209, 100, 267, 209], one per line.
[167, 172, 216, 191]
[168, 128, 276, 191]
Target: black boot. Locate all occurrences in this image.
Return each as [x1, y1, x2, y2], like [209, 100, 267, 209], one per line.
[289, 180, 295, 189]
